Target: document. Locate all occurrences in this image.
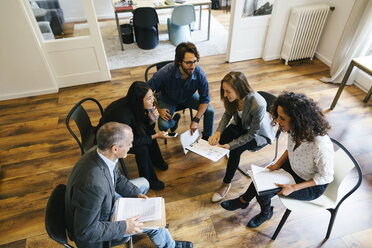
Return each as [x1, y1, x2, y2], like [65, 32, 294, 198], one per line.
[180, 130, 229, 162]
[248, 164, 296, 196]
[112, 197, 166, 229]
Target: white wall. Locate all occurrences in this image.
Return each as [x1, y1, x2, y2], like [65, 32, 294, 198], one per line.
[0, 0, 57, 101]
[315, 0, 355, 66]
[62, 0, 132, 22]
[263, 0, 355, 66]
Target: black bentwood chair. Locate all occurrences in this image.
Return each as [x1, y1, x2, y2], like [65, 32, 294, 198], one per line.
[45, 184, 74, 248]
[66, 98, 129, 178]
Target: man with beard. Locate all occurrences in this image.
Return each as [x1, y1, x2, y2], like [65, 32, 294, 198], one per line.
[148, 42, 214, 141]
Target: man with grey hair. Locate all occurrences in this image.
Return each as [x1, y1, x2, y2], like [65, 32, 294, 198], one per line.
[65, 122, 193, 248]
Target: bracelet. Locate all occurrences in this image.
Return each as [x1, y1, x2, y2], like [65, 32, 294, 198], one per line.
[192, 117, 200, 123]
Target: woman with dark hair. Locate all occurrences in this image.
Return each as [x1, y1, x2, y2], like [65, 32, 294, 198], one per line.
[98, 81, 170, 190]
[209, 71, 275, 203]
[221, 92, 334, 228]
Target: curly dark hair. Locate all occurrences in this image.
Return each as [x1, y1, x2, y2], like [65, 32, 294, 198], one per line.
[270, 92, 330, 142]
[174, 42, 200, 66]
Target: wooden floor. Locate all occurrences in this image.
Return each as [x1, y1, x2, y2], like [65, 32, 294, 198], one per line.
[1, 11, 372, 248]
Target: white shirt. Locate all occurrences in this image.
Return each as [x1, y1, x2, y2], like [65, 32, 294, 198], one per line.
[287, 134, 334, 185]
[97, 149, 118, 187]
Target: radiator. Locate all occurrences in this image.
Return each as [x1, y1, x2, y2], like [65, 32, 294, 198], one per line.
[281, 4, 330, 65]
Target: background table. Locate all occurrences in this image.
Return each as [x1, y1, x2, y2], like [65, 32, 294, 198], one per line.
[113, 0, 212, 51]
[330, 56, 372, 109]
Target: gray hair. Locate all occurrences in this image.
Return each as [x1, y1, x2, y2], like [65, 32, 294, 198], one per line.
[96, 122, 132, 151]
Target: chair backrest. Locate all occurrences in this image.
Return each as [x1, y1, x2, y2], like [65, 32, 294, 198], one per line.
[170, 4, 196, 26]
[144, 60, 173, 82]
[45, 184, 73, 248]
[323, 138, 363, 205]
[133, 7, 159, 28]
[66, 98, 103, 155]
[257, 90, 277, 112]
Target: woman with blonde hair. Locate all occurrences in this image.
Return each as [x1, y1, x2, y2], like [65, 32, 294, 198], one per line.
[209, 71, 275, 202]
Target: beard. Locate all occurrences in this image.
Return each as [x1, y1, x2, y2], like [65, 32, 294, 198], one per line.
[181, 63, 194, 77]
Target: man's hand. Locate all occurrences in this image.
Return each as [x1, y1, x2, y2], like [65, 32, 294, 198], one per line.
[125, 215, 143, 234]
[138, 193, 148, 199]
[218, 143, 230, 150]
[276, 183, 296, 196]
[158, 108, 171, 121]
[190, 121, 199, 135]
[208, 132, 221, 146]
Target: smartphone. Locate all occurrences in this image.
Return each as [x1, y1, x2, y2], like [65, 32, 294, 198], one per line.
[166, 132, 178, 137]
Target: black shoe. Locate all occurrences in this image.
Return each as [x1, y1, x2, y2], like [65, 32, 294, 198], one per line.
[150, 180, 165, 190]
[175, 241, 193, 248]
[155, 162, 168, 171]
[221, 197, 249, 211]
[170, 113, 181, 132]
[247, 207, 274, 228]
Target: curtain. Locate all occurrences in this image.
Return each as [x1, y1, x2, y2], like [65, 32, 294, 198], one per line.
[321, 0, 372, 85]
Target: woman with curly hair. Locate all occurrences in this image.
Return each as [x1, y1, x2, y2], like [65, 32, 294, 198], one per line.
[221, 92, 334, 228]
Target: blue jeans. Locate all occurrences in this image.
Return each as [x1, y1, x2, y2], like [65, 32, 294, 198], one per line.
[157, 92, 214, 137]
[112, 177, 175, 248]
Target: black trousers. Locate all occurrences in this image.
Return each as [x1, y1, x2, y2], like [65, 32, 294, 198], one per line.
[241, 159, 328, 213]
[219, 124, 261, 184]
[129, 139, 165, 184]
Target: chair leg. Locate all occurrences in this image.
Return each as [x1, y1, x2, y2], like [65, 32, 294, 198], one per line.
[119, 158, 130, 179]
[325, 208, 338, 239]
[128, 236, 133, 248]
[189, 108, 193, 120]
[238, 165, 250, 177]
[272, 209, 291, 240]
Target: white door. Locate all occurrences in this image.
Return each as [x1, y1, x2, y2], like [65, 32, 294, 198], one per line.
[226, 0, 271, 62]
[28, 0, 111, 88]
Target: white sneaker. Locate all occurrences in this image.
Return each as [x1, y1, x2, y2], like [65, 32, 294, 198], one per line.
[211, 184, 231, 203]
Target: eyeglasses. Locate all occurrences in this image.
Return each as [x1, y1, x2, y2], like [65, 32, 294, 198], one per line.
[183, 60, 198, 66]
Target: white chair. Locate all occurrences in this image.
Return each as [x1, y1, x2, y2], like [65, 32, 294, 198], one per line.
[271, 138, 363, 240]
[167, 4, 196, 46]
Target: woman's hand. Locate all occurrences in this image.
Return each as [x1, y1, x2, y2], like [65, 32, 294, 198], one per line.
[276, 183, 296, 196]
[208, 132, 221, 146]
[267, 161, 281, 171]
[218, 143, 230, 150]
[158, 108, 171, 121]
[152, 131, 169, 140]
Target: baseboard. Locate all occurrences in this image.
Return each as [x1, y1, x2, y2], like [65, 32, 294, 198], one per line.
[315, 52, 331, 67]
[262, 54, 280, 61]
[0, 88, 58, 101]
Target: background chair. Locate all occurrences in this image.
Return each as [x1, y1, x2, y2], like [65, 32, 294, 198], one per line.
[38, 21, 55, 40]
[133, 7, 159, 50]
[237, 91, 281, 176]
[271, 138, 363, 240]
[45, 184, 74, 248]
[167, 5, 196, 46]
[35, 0, 65, 35]
[145, 60, 193, 144]
[66, 98, 129, 178]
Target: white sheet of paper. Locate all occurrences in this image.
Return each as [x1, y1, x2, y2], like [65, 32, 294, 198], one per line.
[180, 129, 200, 154]
[248, 164, 296, 194]
[186, 139, 229, 162]
[115, 197, 162, 223]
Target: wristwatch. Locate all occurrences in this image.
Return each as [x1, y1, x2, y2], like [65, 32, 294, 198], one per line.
[192, 117, 200, 123]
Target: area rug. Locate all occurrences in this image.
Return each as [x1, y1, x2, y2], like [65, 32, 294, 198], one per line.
[74, 11, 228, 70]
